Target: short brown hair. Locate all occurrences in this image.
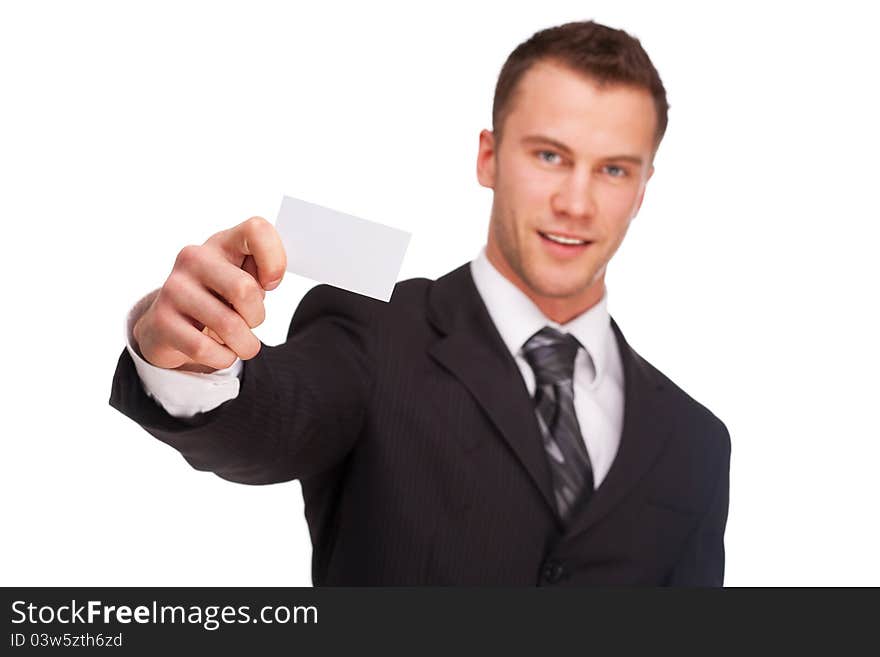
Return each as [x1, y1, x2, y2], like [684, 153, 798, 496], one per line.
[492, 20, 669, 155]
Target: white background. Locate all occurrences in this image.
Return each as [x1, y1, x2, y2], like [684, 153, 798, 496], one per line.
[2, 0, 878, 586]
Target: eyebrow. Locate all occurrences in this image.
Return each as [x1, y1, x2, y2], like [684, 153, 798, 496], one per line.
[520, 134, 644, 166]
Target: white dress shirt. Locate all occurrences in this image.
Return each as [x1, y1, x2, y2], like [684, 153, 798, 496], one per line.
[124, 288, 244, 418]
[125, 246, 625, 488]
[468, 247, 624, 490]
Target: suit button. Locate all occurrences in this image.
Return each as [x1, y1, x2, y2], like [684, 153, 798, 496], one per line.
[542, 559, 566, 584]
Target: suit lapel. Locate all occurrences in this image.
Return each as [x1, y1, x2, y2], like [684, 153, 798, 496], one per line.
[562, 317, 675, 540]
[425, 262, 675, 534]
[426, 263, 558, 516]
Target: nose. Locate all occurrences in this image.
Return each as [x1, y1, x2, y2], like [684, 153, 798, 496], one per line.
[550, 166, 597, 220]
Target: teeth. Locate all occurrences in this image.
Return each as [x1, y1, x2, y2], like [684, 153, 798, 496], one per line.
[543, 232, 586, 245]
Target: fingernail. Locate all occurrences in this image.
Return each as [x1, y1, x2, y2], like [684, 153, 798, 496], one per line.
[265, 278, 281, 291]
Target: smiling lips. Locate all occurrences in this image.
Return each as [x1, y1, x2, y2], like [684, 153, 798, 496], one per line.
[537, 230, 592, 250]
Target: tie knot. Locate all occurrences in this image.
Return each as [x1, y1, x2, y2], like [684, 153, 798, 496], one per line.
[522, 326, 581, 386]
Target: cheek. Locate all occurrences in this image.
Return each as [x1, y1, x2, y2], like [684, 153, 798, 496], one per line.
[596, 187, 640, 234]
[519, 174, 554, 209]
[603, 217, 635, 256]
[504, 159, 551, 207]
[605, 184, 642, 216]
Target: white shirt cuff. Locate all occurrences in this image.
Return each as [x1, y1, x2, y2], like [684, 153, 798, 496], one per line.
[124, 288, 243, 418]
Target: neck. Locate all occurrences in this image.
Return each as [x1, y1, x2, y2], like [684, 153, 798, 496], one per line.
[485, 245, 605, 325]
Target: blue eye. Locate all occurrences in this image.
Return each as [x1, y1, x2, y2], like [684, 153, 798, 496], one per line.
[605, 165, 627, 177]
[537, 150, 561, 164]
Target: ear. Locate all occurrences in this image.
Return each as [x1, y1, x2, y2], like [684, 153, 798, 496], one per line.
[476, 129, 497, 189]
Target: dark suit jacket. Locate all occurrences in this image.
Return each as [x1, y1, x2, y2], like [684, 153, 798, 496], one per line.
[109, 262, 731, 586]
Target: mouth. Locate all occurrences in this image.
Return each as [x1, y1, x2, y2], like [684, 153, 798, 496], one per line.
[539, 230, 589, 245]
[537, 230, 592, 257]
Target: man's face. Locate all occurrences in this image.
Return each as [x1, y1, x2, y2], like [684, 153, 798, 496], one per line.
[477, 59, 657, 322]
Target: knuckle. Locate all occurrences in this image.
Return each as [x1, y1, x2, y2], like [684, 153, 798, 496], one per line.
[150, 305, 175, 337]
[191, 336, 235, 369]
[174, 244, 201, 270]
[205, 226, 229, 244]
[246, 217, 277, 249]
[162, 271, 187, 299]
[245, 215, 269, 232]
[214, 310, 242, 338]
[230, 274, 261, 305]
[189, 338, 210, 363]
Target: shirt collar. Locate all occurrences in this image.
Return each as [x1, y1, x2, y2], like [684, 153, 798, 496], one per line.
[469, 245, 612, 386]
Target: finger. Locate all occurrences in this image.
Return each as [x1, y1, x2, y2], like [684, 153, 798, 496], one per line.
[160, 311, 240, 371]
[242, 254, 260, 283]
[168, 277, 262, 360]
[203, 326, 225, 344]
[209, 216, 287, 290]
[186, 256, 266, 329]
[240, 254, 267, 304]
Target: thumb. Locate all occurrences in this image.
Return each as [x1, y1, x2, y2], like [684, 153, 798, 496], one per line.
[241, 255, 267, 298]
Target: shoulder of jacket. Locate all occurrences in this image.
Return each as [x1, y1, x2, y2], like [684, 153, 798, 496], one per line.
[635, 351, 731, 456]
[294, 276, 433, 322]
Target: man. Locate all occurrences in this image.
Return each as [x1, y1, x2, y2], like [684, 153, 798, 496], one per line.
[109, 20, 731, 586]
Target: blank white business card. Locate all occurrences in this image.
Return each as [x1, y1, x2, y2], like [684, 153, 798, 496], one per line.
[274, 195, 411, 302]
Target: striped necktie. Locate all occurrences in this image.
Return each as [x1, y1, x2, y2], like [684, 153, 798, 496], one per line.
[522, 326, 595, 523]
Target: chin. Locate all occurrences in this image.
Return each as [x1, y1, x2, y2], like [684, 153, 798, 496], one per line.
[526, 271, 592, 300]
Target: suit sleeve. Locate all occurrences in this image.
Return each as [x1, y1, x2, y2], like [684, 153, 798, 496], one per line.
[108, 284, 377, 485]
[667, 422, 732, 587]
